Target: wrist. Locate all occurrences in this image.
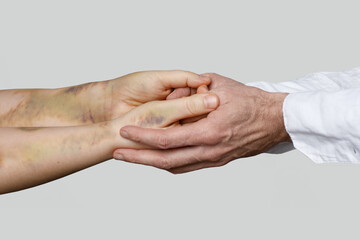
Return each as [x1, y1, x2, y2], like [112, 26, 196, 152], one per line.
[58, 81, 111, 124]
[103, 77, 131, 121]
[84, 80, 113, 122]
[107, 117, 135, 150]
[100, 119, 121, 150]
[266, 92, 291, 143]
[103, 80, 116, 121]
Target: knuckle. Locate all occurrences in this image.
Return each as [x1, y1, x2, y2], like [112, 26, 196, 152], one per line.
[155, 134, 169, 149]
[205, 150, 221, 162]
[219, 128, 233, 142]
[204, 124, 232, 145]
[189, 152, 202, 163]
[205, 129, 221, 145]
[196, 147, 218, 163]
[198, 145, 230, 163]
[209, 148, 232, 163]
[208, 152, 223, 162]
[157, 156, 171, 170]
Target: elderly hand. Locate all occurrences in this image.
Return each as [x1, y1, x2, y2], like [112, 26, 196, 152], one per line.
[112, 73, 291, 173]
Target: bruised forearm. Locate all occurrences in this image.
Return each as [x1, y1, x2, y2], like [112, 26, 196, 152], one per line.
[0, 121, 117, 194]
[0, 81, 112, 127]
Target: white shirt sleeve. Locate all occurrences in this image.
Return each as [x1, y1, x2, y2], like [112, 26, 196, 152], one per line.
[245, 67, 360, 160]
[246, 67, 360, 93]
[283, 89, 360, 163]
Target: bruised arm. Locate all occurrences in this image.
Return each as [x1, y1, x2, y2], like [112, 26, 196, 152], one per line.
[0, 91, 219, 194]
[0, 71, 212, 128]
[0, 81, 111, 127]
[0, 121, 121, 194]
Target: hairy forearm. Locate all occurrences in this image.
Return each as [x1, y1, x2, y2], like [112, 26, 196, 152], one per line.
[0, 81, 111, 127]
[0, 122, 117, 194]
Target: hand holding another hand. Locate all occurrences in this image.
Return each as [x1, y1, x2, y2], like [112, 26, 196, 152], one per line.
[105, 70, 212, 120]
[113, 73, 291, 173]
[109, 89, 219, 149]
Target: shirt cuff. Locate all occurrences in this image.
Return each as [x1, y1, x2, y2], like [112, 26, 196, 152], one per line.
[283, 90, 360, 163]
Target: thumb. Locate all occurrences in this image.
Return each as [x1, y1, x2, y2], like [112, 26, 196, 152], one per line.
[143, 93, 219, 128]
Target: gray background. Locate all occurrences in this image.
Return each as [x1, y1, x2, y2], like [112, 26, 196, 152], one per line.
[1, 0, 360, 239]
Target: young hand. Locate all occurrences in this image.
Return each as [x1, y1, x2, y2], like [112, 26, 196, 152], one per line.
[104, 70, 211, 120]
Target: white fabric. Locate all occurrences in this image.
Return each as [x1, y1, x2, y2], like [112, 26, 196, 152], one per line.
[246, 67, 360, 163]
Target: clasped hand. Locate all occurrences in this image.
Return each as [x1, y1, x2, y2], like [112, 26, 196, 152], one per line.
[106, 71, 219, 149]
[0, 70, 291, 194]
[112, 72, 291, 173]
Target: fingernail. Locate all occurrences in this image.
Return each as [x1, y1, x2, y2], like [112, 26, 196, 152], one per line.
[199, 74, 210, 82]
[120, 129, 129, 138]
[204, 95, 218, 109]
[114, 153, 124, 160]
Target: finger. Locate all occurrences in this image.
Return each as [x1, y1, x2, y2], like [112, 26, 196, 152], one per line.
[113, 145, 217, 170]
[197, 85, 208, 94]
[155, 70, 211, 89]
[120, 112, 219, 149]
[180, 85, 209, 124]
[121, 90, 224, 149]
[113, 148, 172, 169]
[166, 87, 191, 100]
[148, 93, 219, 128]
[120, 123, 204, 149]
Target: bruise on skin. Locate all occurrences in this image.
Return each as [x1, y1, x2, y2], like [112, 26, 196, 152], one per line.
[20, 122, 113, 164]
[63, 83, 93, 95]
[21, 141, 48, 163]
[81, 108, 95, 124]
[0, 81, 110, 127]
[138, 112, 166, 128]
[132, 103, 178, 128]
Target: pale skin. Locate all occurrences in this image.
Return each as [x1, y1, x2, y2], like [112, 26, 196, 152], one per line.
[0, 71, 220, 194]
[113, 73, 291, 173]
[0, 71, 213, 127]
